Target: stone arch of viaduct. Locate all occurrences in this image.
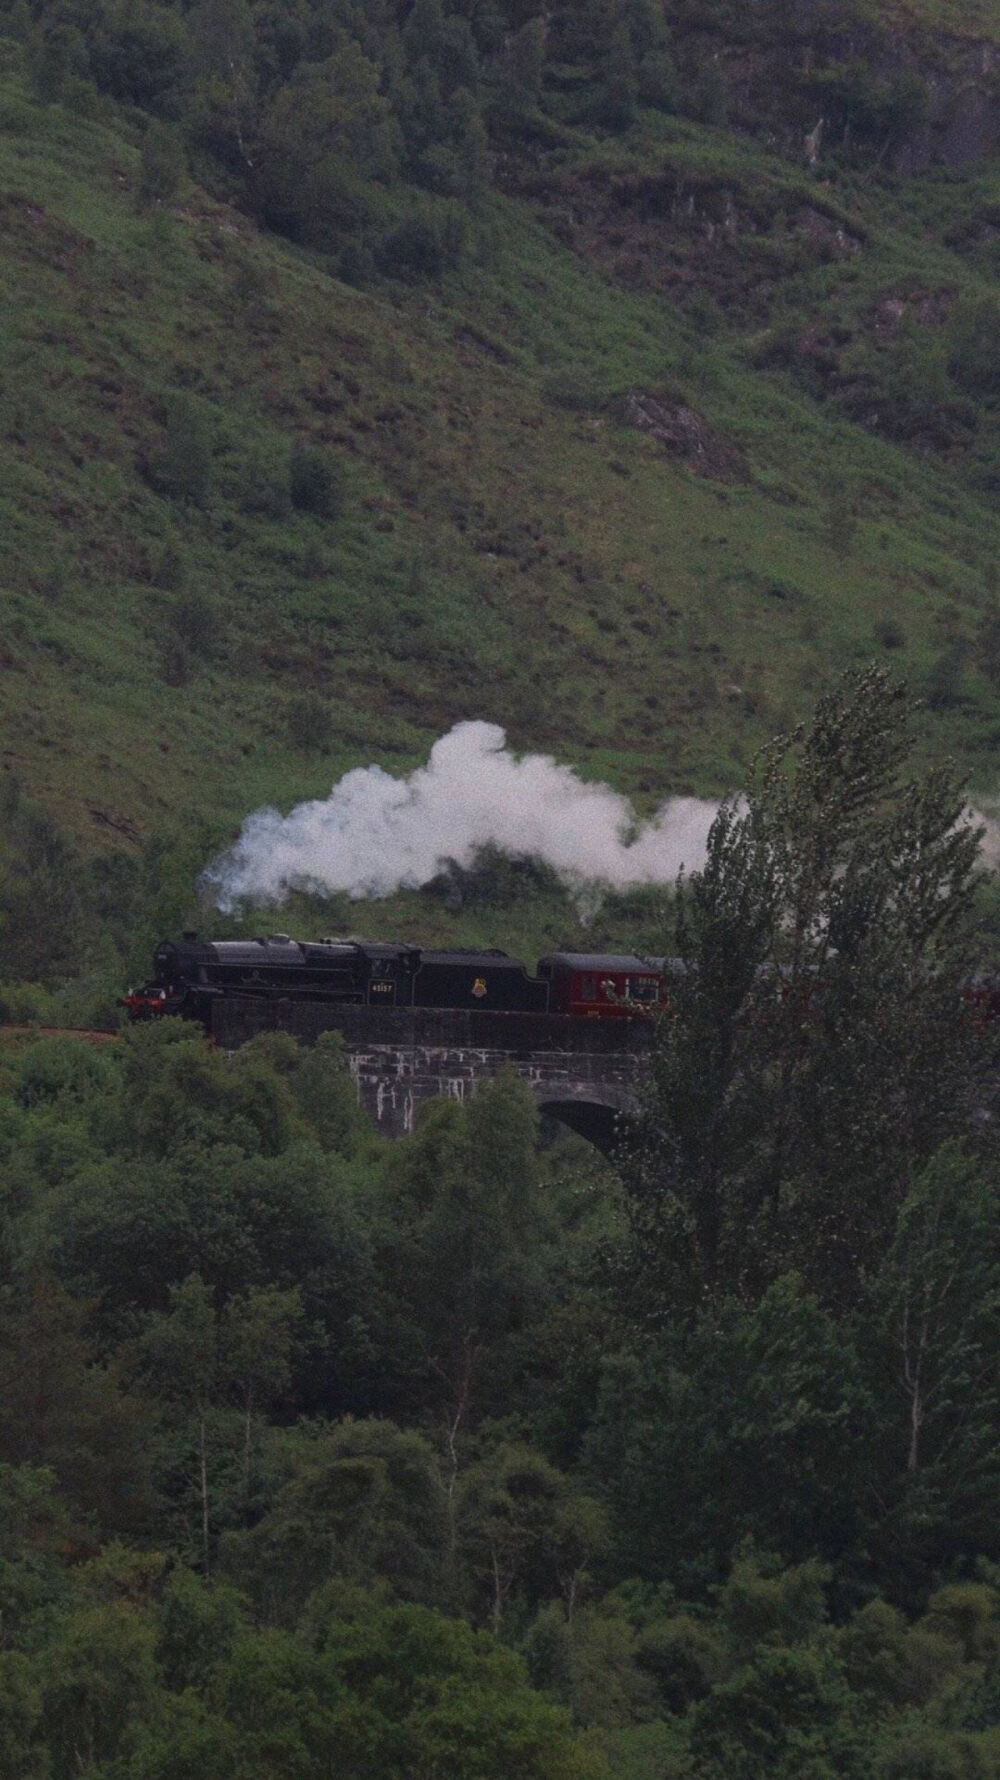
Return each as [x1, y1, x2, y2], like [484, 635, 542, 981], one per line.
[212, 1000, 653, 1153]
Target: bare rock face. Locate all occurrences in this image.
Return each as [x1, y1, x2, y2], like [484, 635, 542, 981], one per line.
[871, 288, 955, 344]
[791, 206, 862, 260]
[620, 390, 749, 482]
[896, 42, 1000, 172]
[684, 22, 1000, 177]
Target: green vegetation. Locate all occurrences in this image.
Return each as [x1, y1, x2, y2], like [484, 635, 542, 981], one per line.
[3, 676, 1000, 1775]
[5, 0, 1000, 996]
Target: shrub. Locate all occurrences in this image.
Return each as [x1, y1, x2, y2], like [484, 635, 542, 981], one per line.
[977, 604, 1000, 685]
[171, 589, 218, 656]
[159, 636, 190, 686]
[137, 121, 185, 207]
[287, 693, 333, 753]
[874, 619, 906, 651]
[925, 645, 966, 711]
[377, 208, 466, 281]
[151, 539, 187, 592]
[949, 297, 1000, 399]
[337, 238, 377, 285]
[146, 393, 214, 505]
[541, 367, 605, 413]
[27, 21, 88, 103]
[231, 438, 293, 519]
[289, 442, 345, 520]
[378, 216, 444, 279]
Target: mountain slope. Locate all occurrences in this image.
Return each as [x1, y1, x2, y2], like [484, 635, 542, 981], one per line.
[3, 21, 1000, 887]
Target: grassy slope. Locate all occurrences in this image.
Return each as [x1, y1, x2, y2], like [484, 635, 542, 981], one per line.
[3, 50, 1000, 897]
[886, 0, 1000, 42]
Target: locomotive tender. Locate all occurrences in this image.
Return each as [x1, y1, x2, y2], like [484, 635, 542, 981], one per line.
[122, 934, 665, 1030]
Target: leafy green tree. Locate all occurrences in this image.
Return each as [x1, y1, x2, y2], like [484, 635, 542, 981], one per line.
[26, 18, 89, 104]
[254, 41, 398, 242]
[875, 1146, 1000, 1479]
[219, 1418, 449, 1622]
[154, 1565, 247, 1694]
[39, 1600, 160, 1780]
[863, 1145, 1000, 1583]
[715, 1549, 830, 1659]
[0, 1278, 153, 1536]
[122, 1690, 237, 1779]
[584, 1278, 870, 1586]
[875, 1725, 999, 1779]
[289, 439, 346, 518]
[0, 780, 93, 983]
[287, 691, 334, 752]
[143, 1274, 220, 1573]
[456, 1442, 608, 1633]
[121, 1599, 610, 1779]
[290, 1029, 365, 1156]
[594, 19, 638, 128]
[221, 1284, 303, 1504]
[622, 666, 987, 1312]
[48, 1127, 377, 1392]
[689, 1642, 860, 1780]
[87, 0, 189, 110]
[185, 0, 257, 171]
[109, 1019, 299, 1159]
[0, 1464, 76, 1648]
[14, 1033, 113, 1112]
[380, 1073, 548, 1444]
[631, 1608, 728, 1715]
[836, 1596, 965, 1716]
[146, 391, 214, 505]
[313, 1597, 607, 1780]
[524, 1600, 660, 1729]
[431, 85, 489, 202]
[0, 1650, 44, 1780]
[489, 15, 545, 125]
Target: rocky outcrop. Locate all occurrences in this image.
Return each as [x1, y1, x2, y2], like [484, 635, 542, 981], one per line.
[620, 390, 749, 482]
[886, 39, 1000, 172]
[679, 17, 1000, 176]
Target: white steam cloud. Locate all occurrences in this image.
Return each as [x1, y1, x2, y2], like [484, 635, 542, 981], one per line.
[204, 720, 720, 911]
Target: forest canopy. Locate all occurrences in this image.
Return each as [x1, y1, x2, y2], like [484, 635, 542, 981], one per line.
[9, 0, 928, 283]
[3, 672, 1000, 1775]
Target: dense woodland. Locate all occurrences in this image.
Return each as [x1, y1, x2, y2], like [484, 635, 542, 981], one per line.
[2, 673, 1000, 1776]
[13, 0, 914, 252]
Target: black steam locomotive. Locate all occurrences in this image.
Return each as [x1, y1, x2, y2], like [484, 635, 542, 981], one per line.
[122, 934, 665, 1029]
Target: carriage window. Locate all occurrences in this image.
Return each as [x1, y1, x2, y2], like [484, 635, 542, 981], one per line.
[628, 977, 659, 1003]
[581, 975, 597, 1001]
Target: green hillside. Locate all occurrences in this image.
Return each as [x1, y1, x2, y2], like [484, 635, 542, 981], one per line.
[5, 0, 1000, 985]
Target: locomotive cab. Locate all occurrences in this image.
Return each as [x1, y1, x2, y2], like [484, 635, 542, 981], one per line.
[344, 941, 420, 1006]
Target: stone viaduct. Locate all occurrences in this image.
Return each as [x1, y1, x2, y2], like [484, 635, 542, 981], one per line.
[211, 998, 655, 1152]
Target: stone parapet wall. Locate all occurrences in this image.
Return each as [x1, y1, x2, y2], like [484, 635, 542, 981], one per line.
[210, 996, 655, 1056]
[210, 996, 652, 1149]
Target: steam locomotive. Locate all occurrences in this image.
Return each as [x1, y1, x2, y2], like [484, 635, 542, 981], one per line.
[121, 934, 665, 1029]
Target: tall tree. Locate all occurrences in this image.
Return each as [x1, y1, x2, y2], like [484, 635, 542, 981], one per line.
[142, 1274, 219, 1575]
[622, 666, 990, 1313]
[220, 1284, 303, 1507]
[380, 1072, 547, 1458]
[862, 1143, 1000, 1584]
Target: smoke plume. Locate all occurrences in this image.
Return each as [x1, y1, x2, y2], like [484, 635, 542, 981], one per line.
[204, 721, 720, 911]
